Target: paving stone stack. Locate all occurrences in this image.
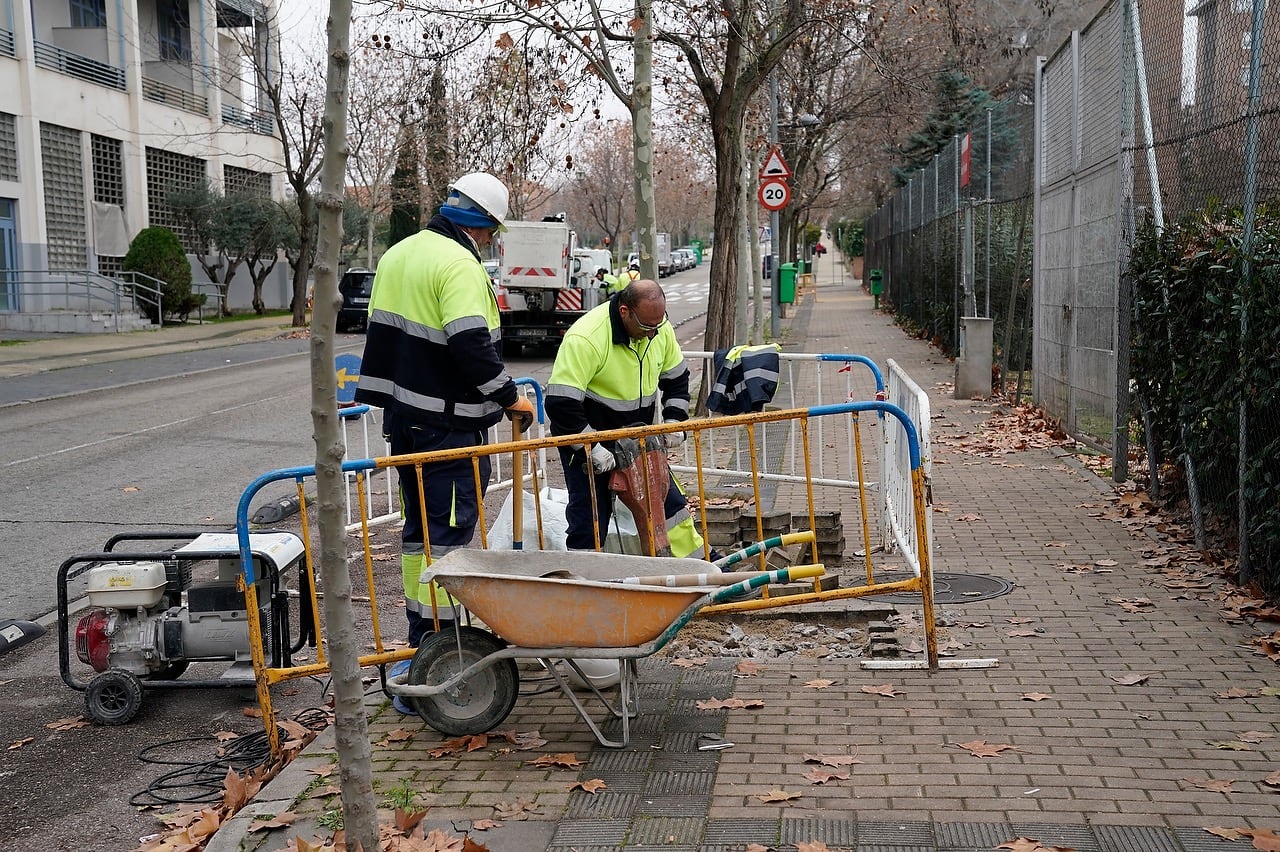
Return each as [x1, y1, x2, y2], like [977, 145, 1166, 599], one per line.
[792, 509, 844, 562]
[700, 504, 745, 551]
[739, 509, 791, 548]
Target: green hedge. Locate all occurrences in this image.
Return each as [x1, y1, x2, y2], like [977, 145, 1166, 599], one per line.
[1129, 204, 1280, 595]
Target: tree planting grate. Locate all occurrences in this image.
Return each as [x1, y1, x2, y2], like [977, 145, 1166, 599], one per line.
[864, 572, 1014, 604]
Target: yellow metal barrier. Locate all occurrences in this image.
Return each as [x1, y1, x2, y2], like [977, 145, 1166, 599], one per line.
[236, 400, 938, 757]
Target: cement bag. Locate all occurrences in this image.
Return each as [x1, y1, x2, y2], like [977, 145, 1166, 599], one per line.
[487, 486, 571, 551]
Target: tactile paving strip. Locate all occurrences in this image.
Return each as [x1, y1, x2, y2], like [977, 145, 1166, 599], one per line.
[780, 817, 858, 845]
[1090, 825, 1184, 851]
[933, 822, 1015, 849]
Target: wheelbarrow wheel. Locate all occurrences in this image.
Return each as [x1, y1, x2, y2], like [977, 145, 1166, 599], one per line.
[407, 626, 519, 736]
[85, 668, 144, 725]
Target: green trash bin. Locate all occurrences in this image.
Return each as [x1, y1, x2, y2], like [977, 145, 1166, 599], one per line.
[778, 263, 797, 304]
[869, 268, 884, 308]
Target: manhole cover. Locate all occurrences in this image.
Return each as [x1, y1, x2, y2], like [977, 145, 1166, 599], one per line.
[864, 572, 1014, 604]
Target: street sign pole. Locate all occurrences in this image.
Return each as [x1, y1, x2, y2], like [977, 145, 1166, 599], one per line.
[768, 67, 780, 339]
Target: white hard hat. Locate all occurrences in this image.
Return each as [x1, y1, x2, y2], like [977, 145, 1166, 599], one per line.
[448, 172, 510, 232]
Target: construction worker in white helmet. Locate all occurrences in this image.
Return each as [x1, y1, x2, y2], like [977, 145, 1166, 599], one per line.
[355, 172, 536, 712]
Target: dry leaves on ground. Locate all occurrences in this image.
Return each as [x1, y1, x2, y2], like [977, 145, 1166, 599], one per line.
[492, 798, 541, 820]
[696, 697, 765, 710]
[1183, 777, 1235, 793]
[951, 739, 1020, 758]
[1109, 672, 1152, 685]
[670, 656, 709, 668]
[859, 683, 901, 697]
[1021, 692, 1052, 701]
[804, 753, 861, 767]
[530, 753, 583, 769]
[802, 768, 850, 784]
[752, 789, 802, 803]
[996, 839, 1077, 852]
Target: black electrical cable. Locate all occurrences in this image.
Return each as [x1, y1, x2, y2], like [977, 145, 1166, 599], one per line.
[128, 706, 331, 808]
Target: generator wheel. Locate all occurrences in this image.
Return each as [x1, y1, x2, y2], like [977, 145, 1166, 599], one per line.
[406, 626, 518, 736]
[85, 668, 144, 725]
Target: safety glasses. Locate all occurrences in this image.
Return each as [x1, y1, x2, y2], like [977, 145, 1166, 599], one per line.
[632, 313, 668, 332]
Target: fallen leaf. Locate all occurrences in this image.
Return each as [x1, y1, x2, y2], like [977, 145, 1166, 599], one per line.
[796, 841, 832, 852]
[394, 806, 428, 833]
[670, 657, 708, 668]
[1183, 777, 1234, 794]
[1205, 826, 1245, 841]
[123, 485, 140, 493]
[802, 767, 850, 784]
[1021, 692, 1052, 701]
[383, 728, 416, 743]
[568, 779, 606, 794]
[953, 739, 1019, 758]
[1094, 559, 1119, 567]
[1109, 672, 1151, 685]
[8, 737, 33, 750]
[735, 660, 764, 676]
[1007, 617, 1035, 624]
[45, 716, 92, 731]
[421, 827, 465, 850]
[1007, 630, 1040, 638]
[805, 678, 836, 689]
[529, 753, 582, 769]
[1263, 769, 1280, 787]
[1215, 687, 1256, 699]
[471, 818, 502, 830]
[860, 683, 901, 697]
[803, 753, 862, 766]
[696, 697, 765, 710]
[752, 788, 801, 803]
[1205, 740, 1252, 751]
[492, 798, 541, 820]
[1240, 829, 1280, 852]
[1239, 731, 1274, 743]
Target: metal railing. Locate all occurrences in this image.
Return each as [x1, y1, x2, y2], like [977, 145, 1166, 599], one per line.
[3, 269, 160, 331]
[33, 41, 125, 90]
[221, 103, 274, 136]
[141, 75, 208, 115]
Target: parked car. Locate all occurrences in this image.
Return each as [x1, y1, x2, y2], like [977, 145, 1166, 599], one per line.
[336, 268, 375, 333]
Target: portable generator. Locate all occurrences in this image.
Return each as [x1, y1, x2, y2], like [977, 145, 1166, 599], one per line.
[58, 530, 314, 725]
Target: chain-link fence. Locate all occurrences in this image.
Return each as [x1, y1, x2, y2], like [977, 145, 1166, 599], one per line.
[863, 98, 1035, 386]
[868, 0, 1280, 590]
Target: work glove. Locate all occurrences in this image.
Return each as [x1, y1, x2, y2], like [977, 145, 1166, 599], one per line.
[505, 396, 536, 435]
[662, 421, 685, 450]
[589, 444, 617, 473]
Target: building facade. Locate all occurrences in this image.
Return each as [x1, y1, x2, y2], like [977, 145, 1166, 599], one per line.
[0, 0, 286, 331]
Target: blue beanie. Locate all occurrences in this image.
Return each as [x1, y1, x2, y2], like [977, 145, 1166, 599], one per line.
[439, 190, 498, 229]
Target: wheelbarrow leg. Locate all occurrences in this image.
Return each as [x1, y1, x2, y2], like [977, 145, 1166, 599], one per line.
[537, 657, 639, 749]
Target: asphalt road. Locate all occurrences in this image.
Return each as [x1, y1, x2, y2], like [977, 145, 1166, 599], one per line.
[0, 269, 710, 852]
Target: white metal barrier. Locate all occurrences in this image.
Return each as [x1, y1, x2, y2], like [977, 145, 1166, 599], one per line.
[881, 359, 933, 573]
[677, 350, 886, 491]
[339, 380, 548, 533]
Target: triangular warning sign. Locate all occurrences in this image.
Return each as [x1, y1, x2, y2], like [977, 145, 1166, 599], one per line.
[759, 146, 792, 179]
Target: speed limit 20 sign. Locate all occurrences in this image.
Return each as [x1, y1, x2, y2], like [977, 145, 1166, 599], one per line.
[758, 178, 791, 211]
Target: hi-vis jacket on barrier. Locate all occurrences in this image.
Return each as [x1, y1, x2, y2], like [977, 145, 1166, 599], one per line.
[706, 343, 782, 415]
[355, 218, 518, 431]
[544, 296, 690, 435]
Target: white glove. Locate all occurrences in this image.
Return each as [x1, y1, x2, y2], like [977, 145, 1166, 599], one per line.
[663, 429, 685, 450]
[589, 444, 616, 473]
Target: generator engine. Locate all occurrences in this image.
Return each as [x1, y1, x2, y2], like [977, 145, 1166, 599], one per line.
[74, 558, 269, 677]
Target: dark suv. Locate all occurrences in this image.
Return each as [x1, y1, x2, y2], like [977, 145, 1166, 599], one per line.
[337, 268, 375, 333]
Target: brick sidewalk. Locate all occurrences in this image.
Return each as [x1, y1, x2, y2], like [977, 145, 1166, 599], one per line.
[211, 254, 1279, 852]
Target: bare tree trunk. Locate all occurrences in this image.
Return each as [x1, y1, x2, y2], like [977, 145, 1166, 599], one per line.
[705, 123, 744, 353]
[632, 0, 657, 282]
[314, 3, 379, 849]
[734, 144, 750, 344]
[291, 194, 316, 326]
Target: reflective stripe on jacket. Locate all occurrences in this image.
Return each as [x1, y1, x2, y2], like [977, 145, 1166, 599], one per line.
[354, 215, 516, 431]
[544, 296, 690, 436]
